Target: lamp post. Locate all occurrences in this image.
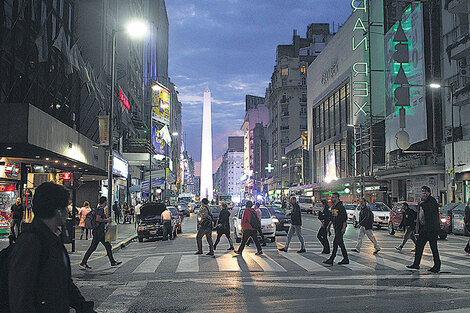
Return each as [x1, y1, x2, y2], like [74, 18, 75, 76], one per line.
[107, 19, 148, 211]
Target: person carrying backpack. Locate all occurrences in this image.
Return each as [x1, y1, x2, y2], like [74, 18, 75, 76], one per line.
[5, 182, 96, 313]
[195, 198, 214, 256]
[278, 196, 306, 253]
[234, 201, 263, 255]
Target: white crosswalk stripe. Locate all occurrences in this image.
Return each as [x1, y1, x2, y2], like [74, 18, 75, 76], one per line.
[176, 254, 199, 272]
[93, 257, 132, 274]
[280, 252, 331, 272]
[132, 256, 164, 273]
[247, 253, 287, 272]
[216, 253, 241, 271]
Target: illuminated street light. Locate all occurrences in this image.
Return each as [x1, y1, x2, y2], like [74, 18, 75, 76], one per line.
[429, 83, 441, 89]
[126, 20, 149, 39]
[172, 132, 178, 136]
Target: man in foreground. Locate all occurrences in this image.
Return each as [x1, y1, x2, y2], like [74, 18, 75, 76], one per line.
[323, 192, 349, 265]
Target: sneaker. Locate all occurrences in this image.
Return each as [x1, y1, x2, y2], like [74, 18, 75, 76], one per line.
[395, 246, 402, 251]
[297, 249, 306, 253]
[351, 249, 360, 253]
[234, 250, 242, 255]
[278, 247, 287, 252]
[79, 263, 92, 270]
[227, 246, 234, 250]
[261, 243, 267, 247]
[323, 259, 333, 265]
[255, 251, 263, 255]
[406, 264, 420, 270]
[338, 259, 349, 265]
[206, 251, 214, 256]
[321, 250, 330, 254]
[194, 251, 203, 255]
[110, 261, 122, 267]
[373, 248, 381, 254]
[428, 267, 440, 273]
[213, 245, 217, 251]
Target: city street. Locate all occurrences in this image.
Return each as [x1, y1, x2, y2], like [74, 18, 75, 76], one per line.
[71, 213, 470, 313]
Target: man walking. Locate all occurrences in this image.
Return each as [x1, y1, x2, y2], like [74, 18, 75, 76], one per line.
[8, 182, 96, 312]
[195, 198, 214, 256]
[10, 197, 24, 240]
[161, 206, 172, 241]
[134, 201, 142, 223]
[112, 201, 121, 224]
[235, 201, 263, 255]
[213, 203, 234, 250]
[79, 196, 122, 270]
[317, 199, 331, 254]
[247, 202, 266, 247]
[279, 196, 306, 253]
[351, 198, 381, 254]
[407, 186, 441, 273]
[396, 202, 417, 251]
[323, 192, 349, 265]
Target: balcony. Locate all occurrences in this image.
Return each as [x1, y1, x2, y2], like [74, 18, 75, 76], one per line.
[447, 33, 470, 60]
[446, 0, 469, 14]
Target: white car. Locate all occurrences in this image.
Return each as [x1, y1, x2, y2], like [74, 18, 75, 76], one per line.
[344, 204, 357, 222]
[232, 206, 276, 243]
[352, 202, 391, 229]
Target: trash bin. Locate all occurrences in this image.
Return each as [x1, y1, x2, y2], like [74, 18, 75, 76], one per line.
[61, 218, 74, 244]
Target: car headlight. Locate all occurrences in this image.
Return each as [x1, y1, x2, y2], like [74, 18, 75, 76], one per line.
[272, 217, 279, 224]
[440, 218, 447, 223]
[267, 224, 274, 229]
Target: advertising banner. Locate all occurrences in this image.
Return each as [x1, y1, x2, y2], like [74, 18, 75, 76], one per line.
[151, 124, 169, 156]
[98, 115, 109, 146]
[151, 87, 171, 125]
[384, 4, 426, 152]
[112, 153, 128, 178]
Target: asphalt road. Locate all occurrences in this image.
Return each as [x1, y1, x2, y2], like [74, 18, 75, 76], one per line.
[71, 212, 470, 313]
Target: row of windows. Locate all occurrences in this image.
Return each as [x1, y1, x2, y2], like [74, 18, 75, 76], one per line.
[281, 66, 307, 77]
[314, 139, 353, 183]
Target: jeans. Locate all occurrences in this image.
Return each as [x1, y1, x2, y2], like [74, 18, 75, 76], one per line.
[81, 228, 115, 265]
[162, 220, 172, 240]
[317, 225, 330, 253]
[399, 226, 417, 248]
[238, 229, 262, 253]
[80, 227, 89, 240]
[412, 229, 441, 269]
[355, 226, 380, 251]
[285, 225, 305, 250]
[214, 228, 233, 248]
[330, 229, 348, 261]
[196, 226, 214, 253]
[10, 218, 22, 239]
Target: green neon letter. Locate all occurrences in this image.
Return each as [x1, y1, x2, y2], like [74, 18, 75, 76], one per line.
[352, 82, 369, 97]
[352, 62, 368, 77]
[351, 0, 367, 12]
[353, 18, 367, 32]
[352, 36, 368, 51]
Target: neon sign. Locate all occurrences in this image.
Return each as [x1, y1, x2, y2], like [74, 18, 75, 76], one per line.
[119, 90, 131, 110]
[351, 0, 370, 120]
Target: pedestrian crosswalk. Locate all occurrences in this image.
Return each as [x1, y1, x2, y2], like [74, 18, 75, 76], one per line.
[81, 248, 470, 275]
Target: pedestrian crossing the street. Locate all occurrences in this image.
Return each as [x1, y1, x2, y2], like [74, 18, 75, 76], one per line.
[81, 247, 470, 275]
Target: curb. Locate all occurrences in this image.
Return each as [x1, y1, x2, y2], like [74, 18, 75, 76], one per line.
[111, 233, 137, 251]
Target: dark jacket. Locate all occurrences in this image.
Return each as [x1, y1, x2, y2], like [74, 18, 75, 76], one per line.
[290, 202, 302, 226]
[11, 203, 24, 220]
[331, 201, 347, 231]
[402, 207, 417, 228]
[8, 218, 94, 313]
[358, 205, 373, 230]
[417, 195, 440, 233]
[217, 208, 231, 232]
[318, 205, 331, 226]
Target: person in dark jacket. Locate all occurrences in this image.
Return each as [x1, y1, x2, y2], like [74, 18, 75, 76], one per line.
[112, 201, 121, 224]
[323, 192, 349, 265]
[351, 198, 380, 254]
[463, 199, 470, 254]
[195, 198, 214, 256]
[8, 182, 96, 313]
[407, 186, 441, 273]
[213, 203, 234, 250]
[278, 196, 306, 253]
[396, 202, 417, 251]
[235, 201, 263, 255]
[317, 199, 331, 254]
[10, 197, 24, 239]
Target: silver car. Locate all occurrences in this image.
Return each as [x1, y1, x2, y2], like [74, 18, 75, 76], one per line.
[232, 206, 276, 243]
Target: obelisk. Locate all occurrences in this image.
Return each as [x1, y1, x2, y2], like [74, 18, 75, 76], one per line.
[200, 88, 213, 200]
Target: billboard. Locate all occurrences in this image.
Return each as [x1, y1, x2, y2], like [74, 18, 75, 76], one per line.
[384, 4, 426, 152]
[151, 124, 170, 156]
[112, 153, 128, 178]
[151, 87, 170, 125]
[325, 150, 337, 183]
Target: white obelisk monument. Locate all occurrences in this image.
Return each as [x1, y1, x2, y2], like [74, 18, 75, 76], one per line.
[200, 88, 213, 200]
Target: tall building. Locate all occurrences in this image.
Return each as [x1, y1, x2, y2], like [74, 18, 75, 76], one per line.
[241, 95, 269, 198]
[440, 0, 470, 202]
[214, 137, 244, 201]
[200, 89, 213, 200]
[266, 23, 333, 195]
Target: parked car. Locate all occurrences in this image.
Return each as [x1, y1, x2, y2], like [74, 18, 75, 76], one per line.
[265, 205, 291, 233]
[297, 196, 314, 213]
[233, 206, 276, 243]
[352, 202, 390, 229]
[272, 200, 282, 208]
[196, 205, 221, 230]
[450, 203, 468, 236]
[177, 203, 190, 217]
[137, 203, 177, 242]
[344, 203, 357, 222]
[388, 202, 418, 235]
[311, 202, 324, 215]
[439, 203, 460, 238]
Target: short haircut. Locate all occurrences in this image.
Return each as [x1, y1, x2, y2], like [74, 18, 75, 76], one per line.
[290, 196, 296, 200]
[332, 192, 340, 198]
[83, 201, 90, 207]
[245, 200, 253, 208]
[421, 186, 431, 193]
[201, 198, 209, 205]
[33, 182, 69, 218]
[99, 196, 107, 205]
[221, 202, 227, 209]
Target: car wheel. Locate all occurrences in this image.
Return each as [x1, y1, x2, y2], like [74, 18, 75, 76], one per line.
[138, 237, 143, 242]
[353, 217, 359, 228]
[439, 233, 447, 240]
[388, 223, 395, 235]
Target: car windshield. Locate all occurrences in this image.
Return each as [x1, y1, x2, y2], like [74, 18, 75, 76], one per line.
[299, 198, 312, 204]
[210, 206, 221, 214]
[369, 203, 390, 212]
[238, 208, 271, 219]
[344, 204, 356, 210]
[408, 205, 418, 212]
[169, 208, 178, 215]
[266, 206, 284, 215]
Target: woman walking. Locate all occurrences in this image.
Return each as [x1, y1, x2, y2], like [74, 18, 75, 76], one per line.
[464, 200, 470, 254]
[213, 202, 234, 250]
[317, 199, 331, 254]
[395, 202, 417, 252]
[79, 201, 91, 240]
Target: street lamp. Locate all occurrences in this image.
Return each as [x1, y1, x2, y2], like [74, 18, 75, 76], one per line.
[107, 18, 148, 213]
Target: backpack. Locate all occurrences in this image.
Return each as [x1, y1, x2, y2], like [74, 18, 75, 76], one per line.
[84, 209, 98, 230]
[248, 209, 261, 230]
[0, 231, 47, 312]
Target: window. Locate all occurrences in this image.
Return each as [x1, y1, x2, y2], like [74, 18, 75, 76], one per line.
[302, 77, 306, 86]
[300, 66, 306, 74]
[281, 67, 289, 76]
